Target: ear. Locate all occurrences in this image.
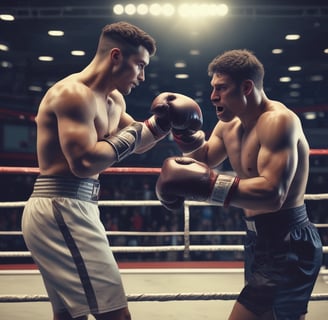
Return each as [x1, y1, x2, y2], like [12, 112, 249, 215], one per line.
[242, 79, 254, 96]
[110, 48, 122, 63]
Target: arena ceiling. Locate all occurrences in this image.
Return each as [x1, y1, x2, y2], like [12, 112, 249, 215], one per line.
[1, 0, 328, 131]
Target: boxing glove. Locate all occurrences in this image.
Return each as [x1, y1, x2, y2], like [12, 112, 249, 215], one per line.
[156, 157, 240, 210]
[146, 92, 204, 152]
[101, 122, 142, 162]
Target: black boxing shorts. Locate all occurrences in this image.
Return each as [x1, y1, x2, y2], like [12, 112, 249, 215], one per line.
[238, 205, 322, 319]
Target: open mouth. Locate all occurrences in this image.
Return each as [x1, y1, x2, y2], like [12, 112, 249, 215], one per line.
[216, 106, 224, 112]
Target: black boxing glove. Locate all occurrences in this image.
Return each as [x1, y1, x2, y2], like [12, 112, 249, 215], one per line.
[156, 157, 240, 210]
[146, 92, 204, 152]
[101, 122, 142, 162]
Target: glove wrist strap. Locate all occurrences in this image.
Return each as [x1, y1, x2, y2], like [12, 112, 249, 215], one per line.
[101, 122, 142, 162]
[144, 115, 170, 140]
[209, 174, 240, 207]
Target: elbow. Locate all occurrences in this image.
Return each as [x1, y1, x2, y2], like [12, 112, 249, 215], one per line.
[70, 158, 96, 178]
[264, 186, 286, 211]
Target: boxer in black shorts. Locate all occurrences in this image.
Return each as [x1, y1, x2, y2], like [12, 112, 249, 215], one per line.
[155, 49, 323, 319]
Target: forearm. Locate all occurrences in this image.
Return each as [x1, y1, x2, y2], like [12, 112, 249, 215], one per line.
[230, 177, 285, 212]
[135, 118, 169, 153]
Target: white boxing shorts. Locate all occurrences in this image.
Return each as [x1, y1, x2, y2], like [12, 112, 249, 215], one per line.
[22, 175, 127, 318]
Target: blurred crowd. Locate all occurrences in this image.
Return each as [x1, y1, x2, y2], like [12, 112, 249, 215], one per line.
[0, 171, 328, 266]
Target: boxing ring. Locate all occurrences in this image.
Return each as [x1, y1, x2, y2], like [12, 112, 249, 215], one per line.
[1, 149, 328, 319]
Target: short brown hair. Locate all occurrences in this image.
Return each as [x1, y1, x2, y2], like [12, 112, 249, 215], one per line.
[99, 21, 156, 57]
[208, 49, 264, 89]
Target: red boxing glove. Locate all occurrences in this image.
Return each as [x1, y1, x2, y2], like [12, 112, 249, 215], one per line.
[156, 157, 240, 210]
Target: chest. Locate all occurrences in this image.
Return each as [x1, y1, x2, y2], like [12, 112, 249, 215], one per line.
[225, 126, 260, 177]
[94, 96, 121, 139]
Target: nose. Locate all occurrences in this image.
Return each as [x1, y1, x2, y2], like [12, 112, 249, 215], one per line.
[210, 90, 220, 105]
[138, 69, 145, 82]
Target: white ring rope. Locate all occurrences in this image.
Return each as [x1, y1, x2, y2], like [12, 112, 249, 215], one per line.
[0, 292, 327, 303]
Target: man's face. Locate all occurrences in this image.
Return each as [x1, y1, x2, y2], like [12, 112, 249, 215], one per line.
[210, 73, 245, 122]
[114, 46, 150, 96]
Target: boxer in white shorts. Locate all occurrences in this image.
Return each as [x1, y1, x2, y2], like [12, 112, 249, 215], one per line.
[22, 21, 203, 319]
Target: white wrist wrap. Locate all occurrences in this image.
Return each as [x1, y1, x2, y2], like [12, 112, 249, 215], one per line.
[209, 174, 240, 207]
[144, 116, 169, 140]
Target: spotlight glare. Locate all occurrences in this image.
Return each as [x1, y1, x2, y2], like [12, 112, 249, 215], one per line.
[162, 3, 175, 16]
[217, 4, 228, 16]
[125, 4, 136, 15]
[149, 3, 161, 16]
[137, 4, 148, 15]
[113, 4, 124, 15]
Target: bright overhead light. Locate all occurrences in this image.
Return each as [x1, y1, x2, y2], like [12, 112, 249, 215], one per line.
[272, 48, 283, 54]
[137, 4, 148, 15]
[162, 4, 175, 16]
[178, 4, 228, 17]
[175, 74, 189, 79]
[125, 4, 137, 15]
[149, 3, 162, 16]
[288, 66, 301, 71]
[279, 76, 291, 82]
[71, 50, 85, 56]
[38, 56, 54, 62]
[113, 4, 124, 15]
[0, 44, 9, 51]
[48, 30, 64, 37]
[304, 112, 316, 120]
[189, 49, 200, 56]
[174, 61, 186, 68]
[285, 34, 300, 40]
[0, 14, 15, 21]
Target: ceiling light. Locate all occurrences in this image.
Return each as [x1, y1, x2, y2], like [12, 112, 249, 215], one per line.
[125, 4, 136, 15]
[290, 83, 301, 89]
[38, 56, 54, 62]
[303, 112, 316, 120]
[174, 61, 186, 68]
[48, 30, 64, 37]
[289, 91, 300, 97]
[272, 48, 283, 54]
[288, 66, 301, 71]
[285, 34, 300, 40]
[113, 4, 124, 15]
[0, 44, 9, 51]
[28, 85, 42, 92]
[324, 48, 328, 54]
[149, 4, 162, 16]
[279, 76, 291, 82]
[1, 61, 12, 68]
[137, 4, 148, 15]
[189, 49, 200, 55]
[71, 50, 85, 56]
[175, 74, 189, 79]
[310, 75, 323, 81]
[0, 14, 15, 21]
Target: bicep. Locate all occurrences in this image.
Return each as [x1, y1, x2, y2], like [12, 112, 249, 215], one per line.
[257, 116, 297, 195]
[56, 96, 97, 164]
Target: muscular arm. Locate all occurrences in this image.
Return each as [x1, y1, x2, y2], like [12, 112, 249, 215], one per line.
[231, 111, 301, 213]
[54, 87, 120, 177]
[186, 122, 228, 168]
